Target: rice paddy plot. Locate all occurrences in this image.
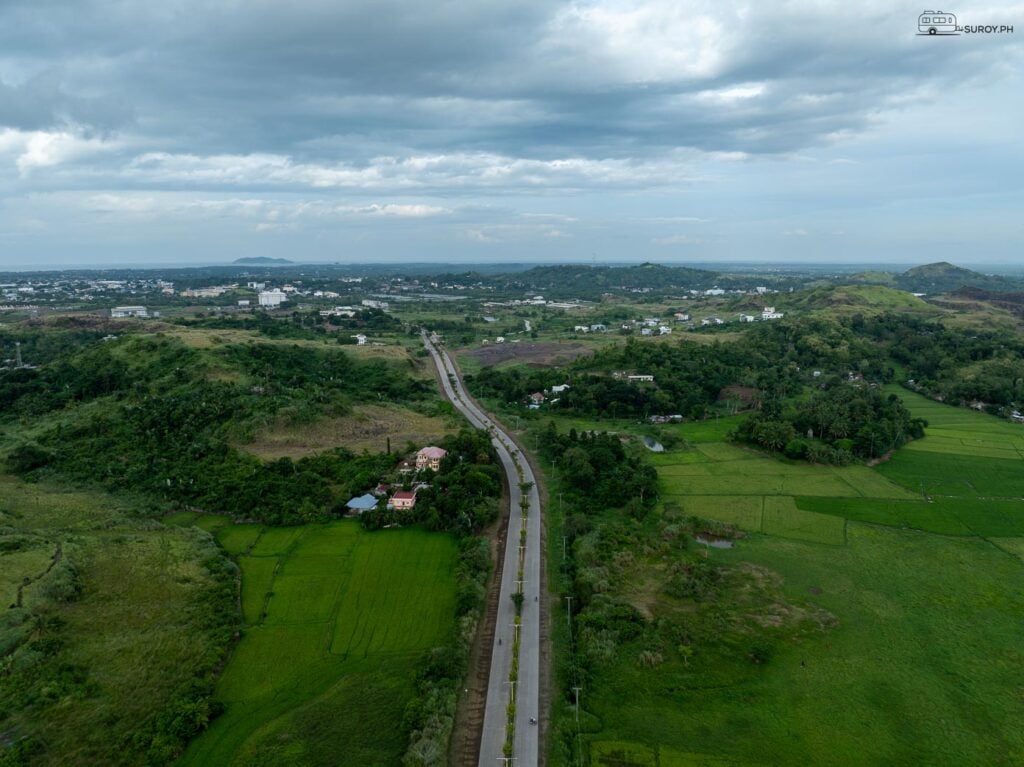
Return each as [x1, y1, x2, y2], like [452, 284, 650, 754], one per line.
[215, 523, 262, 555]
[249, 526, 305, 556]
[648, 449, 711, 467]
[239, 556, 278, 625]
[878, 452, 1024, 498]
[664, 495, 763, 532]
[677, 415, 748, 443]
[179, 520, 459, 767]
[762, 497, 846, 545]
[794, 497, 973, 536]
[331, 530, 457, 656]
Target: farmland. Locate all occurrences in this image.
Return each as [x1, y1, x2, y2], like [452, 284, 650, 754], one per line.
[174, 517, 459, 766]
[539, 388, 1024, 766]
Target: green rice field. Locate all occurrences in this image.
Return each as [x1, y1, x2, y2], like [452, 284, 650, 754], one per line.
[174, 519, 458, 766]
[564, 389, 1024, 766]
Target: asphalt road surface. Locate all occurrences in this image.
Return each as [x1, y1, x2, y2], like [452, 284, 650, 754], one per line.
[422, 332, 542, 767]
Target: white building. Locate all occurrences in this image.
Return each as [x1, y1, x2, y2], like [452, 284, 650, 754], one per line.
[259, 289, 288, 307]
[738, 314, 756, 323]
[673, 313, 690, 322]
[111, 306, 148, 318]
[628, 374, 655, 383]
[351, 334, 368, 345]
[361, 299, 389, 310]
[762, 307, 784, 320]
[658, 325, 672, 335]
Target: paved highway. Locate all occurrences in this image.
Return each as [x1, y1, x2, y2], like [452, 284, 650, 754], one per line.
[421, 332, 542, 767]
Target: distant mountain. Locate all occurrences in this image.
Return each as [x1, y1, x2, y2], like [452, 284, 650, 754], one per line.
[894, 262, 1020, 294]
[500, 263, 720, 295]
[233, 257, 293, 265]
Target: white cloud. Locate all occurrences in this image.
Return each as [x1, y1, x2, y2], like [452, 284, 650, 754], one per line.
[0, 127, 117, 176]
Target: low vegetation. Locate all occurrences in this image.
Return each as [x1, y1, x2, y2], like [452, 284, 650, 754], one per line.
[0, 476, 236, 766]
[536, 387, 1024, 766]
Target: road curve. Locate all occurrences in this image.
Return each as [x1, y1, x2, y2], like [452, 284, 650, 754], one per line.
[421, 331, 542, 767]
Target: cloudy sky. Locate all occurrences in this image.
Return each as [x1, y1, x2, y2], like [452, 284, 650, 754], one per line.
[0, 0, 1021, 267]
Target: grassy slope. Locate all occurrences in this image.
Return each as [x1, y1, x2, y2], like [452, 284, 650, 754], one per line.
[543, 390, 1024, 766]
[0, 476, 235, 766]
[176, 520, 458, 766]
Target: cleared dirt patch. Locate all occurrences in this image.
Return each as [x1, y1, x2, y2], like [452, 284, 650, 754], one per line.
[240, 404, 451, 458]
[463, 341, 594, 368]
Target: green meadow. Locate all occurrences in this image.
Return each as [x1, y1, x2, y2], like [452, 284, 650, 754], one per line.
[556, 390, 1024, 766]
[0, 477, 235, 766]
[173, 518, 458, 767]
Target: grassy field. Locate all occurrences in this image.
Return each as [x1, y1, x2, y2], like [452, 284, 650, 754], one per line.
[176, 519, 458, 766]
[543, 389, 1024, 766]
[0, 475, 235, 766]
[239, 403, 453, 458]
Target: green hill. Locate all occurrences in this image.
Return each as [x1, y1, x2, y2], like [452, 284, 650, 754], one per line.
[895, 261, 1020, 294]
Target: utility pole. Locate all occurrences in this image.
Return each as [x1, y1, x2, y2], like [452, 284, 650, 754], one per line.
[565, 596, 574, 636]
[572, 686, 582, 723]
[506, 679, 517, 703]
[15, 342, 23, 368]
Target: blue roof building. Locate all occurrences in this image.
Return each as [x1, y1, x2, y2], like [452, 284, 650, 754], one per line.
[346, 493, 378, 513]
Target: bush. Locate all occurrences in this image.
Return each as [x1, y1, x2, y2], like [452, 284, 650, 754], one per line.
[784, 439, 808, 459]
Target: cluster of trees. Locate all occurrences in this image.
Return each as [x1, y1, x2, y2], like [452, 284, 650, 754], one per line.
[539, 423, 659, 513]
[851, 312, 1024, 410]
[737, 385, 926, 463]
[4, 335, 429, 525]
[176, 307, 402, 340]
[361, 429, 501, 536]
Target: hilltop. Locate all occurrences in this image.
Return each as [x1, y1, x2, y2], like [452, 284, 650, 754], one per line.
[895, 261, 1020, 294]
[232, 256, 293, 265]
[784, 284, 933, 314]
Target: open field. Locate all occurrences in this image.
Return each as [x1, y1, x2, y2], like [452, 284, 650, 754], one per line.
[463, 340, 595, 368]
[238, 402, 453, 458]
[0, 475, 234, 766]
[545, 390, 1024, 766]
[581, 523, 1024, 766]
[176, 520, 458, 766]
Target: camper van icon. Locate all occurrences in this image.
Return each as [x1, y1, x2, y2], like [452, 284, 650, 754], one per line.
[918, 10, 958, 34]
